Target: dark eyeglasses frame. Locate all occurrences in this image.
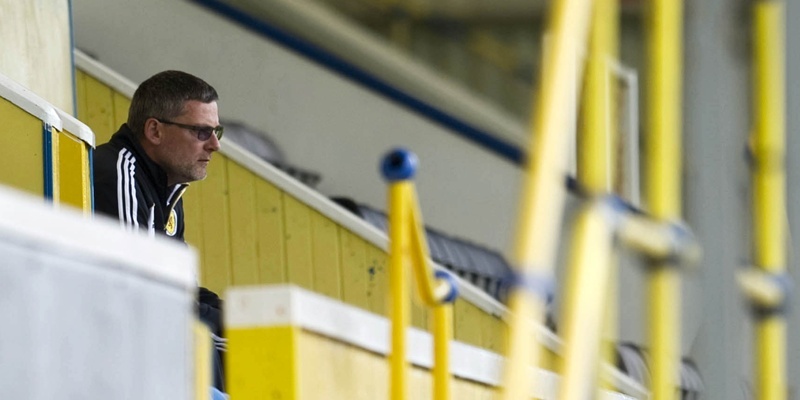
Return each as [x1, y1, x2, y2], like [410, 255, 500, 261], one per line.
[154, 118, 224, 141]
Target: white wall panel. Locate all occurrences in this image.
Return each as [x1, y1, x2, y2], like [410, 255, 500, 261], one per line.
[0, 187, 196, 400]
[0, 0, 73, 112]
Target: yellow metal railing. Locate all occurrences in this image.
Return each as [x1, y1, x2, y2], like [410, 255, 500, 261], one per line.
[645, 0, 684, 398]
[498, 0, 698, 397]
[576, 0, 619, 387]
[382, 149, 459, 400]
[557, 197, 699, 400]
[737, 1, 789, 399]
[499, 0, 596, 397]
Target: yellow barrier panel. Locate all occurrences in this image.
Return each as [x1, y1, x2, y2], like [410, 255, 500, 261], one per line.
[382, 149, 458, 400]
[500, 0, 595, 398]
[0, 76, 57, 197]
[54, 109, 95, 214]
[646, 0, 684, 398]
[750, 1, 787, 399]
[227, 325, 301, 399]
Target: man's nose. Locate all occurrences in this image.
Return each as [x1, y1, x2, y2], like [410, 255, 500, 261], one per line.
[206, 134, 221, 152]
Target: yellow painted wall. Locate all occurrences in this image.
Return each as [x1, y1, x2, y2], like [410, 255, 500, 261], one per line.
[0, 0, 73, 112]
[56, 130, 92, 213]
[75, 70, 129, 145]
[0, 98, 44, 195]
[228, 326, 501, 400]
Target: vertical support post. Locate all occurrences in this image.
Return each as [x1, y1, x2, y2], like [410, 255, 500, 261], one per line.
[499, 0, 595, 397]
[576, 0, 620, 387]
[557, 202, 616, 400]
[388, 181, 411, 400]
[646, 0, 684, 398]
[752, 1, 787, 398]
[432, 303, 452, 400]
[42, 124, 54, 201]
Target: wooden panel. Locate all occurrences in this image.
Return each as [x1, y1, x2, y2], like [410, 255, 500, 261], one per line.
[410, 366, 433, 400]
[56, 131, 91, 213]
[75, 70, 88, 124]
[351, 339, 389, 400]
[197, 156, 232, 294]
[339, 228, 369, 310]
[112, 92, 131, 134]
[327, 338, 362, 399]
[470, 381, 496, 400]
[453, 377, 478, 400]
[311, 210, 341, 299]
[365, 244, 388, 316]
[0, 99, 43, 195]
[283, 195, 314, 289]
[541, 345, 560, 374]
[369, 345, 391, 399]
[182, 189, 204, 269]
[411, 294, 429, 330]
[227, 161, 259, 286]
[299, 332, 368, 400]
[453, 297, 483, 348]
[481, 313, 505, 353]
[81, 74, 116, 145]
[299, 332, 392, 400]
[298, 331, 333, 398]
[254, 179, 286, 284]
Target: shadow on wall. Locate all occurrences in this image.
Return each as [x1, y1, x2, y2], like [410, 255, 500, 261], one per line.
[222, 120, 322, 188]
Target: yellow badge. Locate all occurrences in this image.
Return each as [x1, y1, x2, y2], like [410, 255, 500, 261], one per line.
[166, 209, 178, 236]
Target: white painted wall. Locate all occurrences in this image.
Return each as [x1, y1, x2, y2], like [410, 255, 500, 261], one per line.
[71, 0, 523, 252]
[0, 186, 197, 400]
[0, 0, 73, 112]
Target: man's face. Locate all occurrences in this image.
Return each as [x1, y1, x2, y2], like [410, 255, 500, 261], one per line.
[156, 100, 221, 185]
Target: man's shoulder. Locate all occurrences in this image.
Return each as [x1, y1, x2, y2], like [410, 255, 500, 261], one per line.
[94, 127, 141, 170]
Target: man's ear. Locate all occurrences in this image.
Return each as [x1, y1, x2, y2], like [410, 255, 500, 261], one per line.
[142, 118, 162, 145]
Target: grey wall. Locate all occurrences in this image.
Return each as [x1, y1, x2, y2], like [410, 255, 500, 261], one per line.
[784, 0, 800, 396]
[683, 0, 800, 398]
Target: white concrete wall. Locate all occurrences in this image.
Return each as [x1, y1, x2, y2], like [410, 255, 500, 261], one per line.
[0, 0, 73, 112]
[71, 0, 522, 252]
[0, 186, 197, 400]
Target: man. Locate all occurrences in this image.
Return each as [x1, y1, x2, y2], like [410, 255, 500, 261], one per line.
[93, 70, 226, 393]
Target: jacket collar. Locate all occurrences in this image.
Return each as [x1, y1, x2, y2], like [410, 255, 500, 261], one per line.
[110, 124, 172, 201]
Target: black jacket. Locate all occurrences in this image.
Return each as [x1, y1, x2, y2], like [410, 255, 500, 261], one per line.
[93, 124, 225, 390]
[94, 124, 188, 240]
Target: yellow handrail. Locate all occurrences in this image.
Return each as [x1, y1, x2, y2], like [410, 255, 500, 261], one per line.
[645, 0, 684, 398]
[499, 0, 595, 397]
[382, 149, 458, 400]
[576, 0, 619, 388]
[557, 200, 616, 400]
[750, 1, 787, 398]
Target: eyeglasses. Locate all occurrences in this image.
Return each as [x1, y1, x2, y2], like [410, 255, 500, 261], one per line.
[155, 118, 224, 141]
